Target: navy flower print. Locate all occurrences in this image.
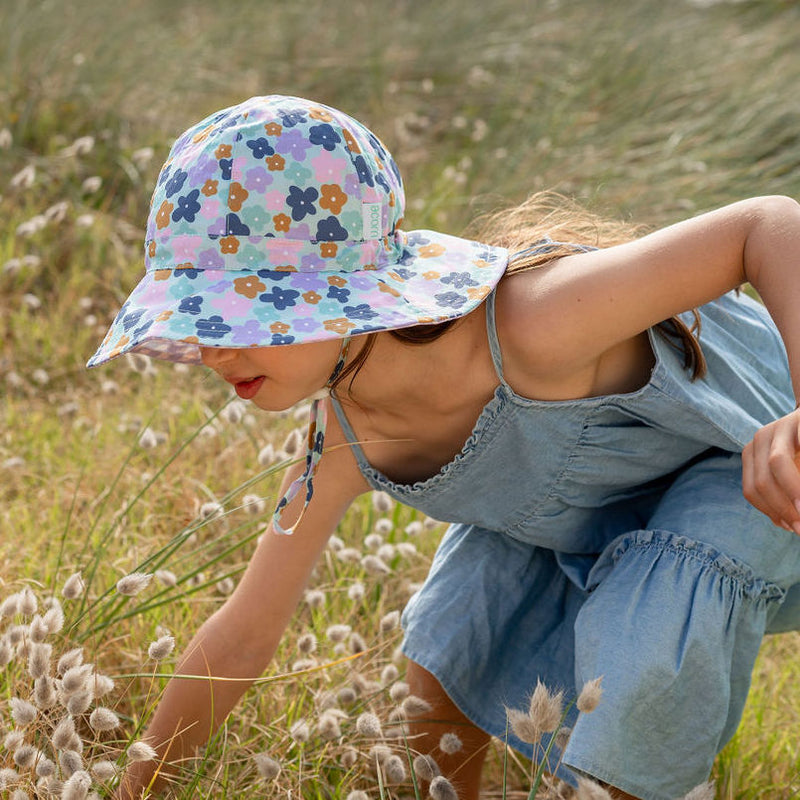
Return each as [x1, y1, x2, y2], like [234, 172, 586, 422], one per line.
[173, 266, 200, 279]
[172, 189, 202, 223]
[259, 286, 301, 310]
[121, 309, 145, 331]
[179, 295, 203, 315]
[246, 137, 275, 159]
[219, 159, 233, 180]
[352, 155, 374, 187]
[327, 285, 351, 303]
[271, 333, 296, 345]
[441, 271, 479, 289]
[196, 315, 232, 339]
[434, 291, 468, 309]
[286, 186, 318, 221]
[281, 111, 306, 127]
[225, 213, 251, 236]
[315, 216, 348, 242]
[164, 168, 188, 198]
[309, 124, 341, 151]
[343, 303, 379, 321]
[257, 269, 292, 282]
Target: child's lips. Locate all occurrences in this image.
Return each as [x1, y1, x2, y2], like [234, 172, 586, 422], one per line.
[231, 376, 265, 400]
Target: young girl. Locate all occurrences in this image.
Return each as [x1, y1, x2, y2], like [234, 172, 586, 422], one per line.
[89, 95, 800, 800]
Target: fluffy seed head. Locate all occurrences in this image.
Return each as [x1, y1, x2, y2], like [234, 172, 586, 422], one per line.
[506, 706, 543, 745]
[326, 624, 351, 643]
[374, 518, 394, 535]
[305, 589, 325, 609]
[289, 719, 310, 743]
[61, 664, 93, 694]
[679, 783, 717, 800]
[364, 533, 383, 551]
[575, 778, 613, 799]
[148, 635, 176, 661]
[154, 569, 177, 588]
[42, 601, 64, 634]
[59, 749, 83, 778]
[355, 712, 383, 738]
[18, 587, 37, 616]
[61, 573, 85, 600]
[127, 741, 157, 762]
[89, 707, 120, 732]
[57, 648, 84, 675]
[368, 744, 392, 764]
[13, 745, 37, 768]
[90, 674, 115, 698]
[51, 716, 77, 750]
[389, 681, 410, 703]
[257, 443, 275, 466]
[297, 633, 317, 655]
[28, 615, 49, 643]
[439, 732, 463, 754]
[254, 752, 281, 780]
[347, 582, 365, 602]
[371, 491, 393, 513]
[66, 691, 93, 716]
[404, 521, 423, 536]
[340, 747, 358, 768]
[380, 611, 400, 634]
[413, 753, 441, 782]
[35, 756, 56, 777]
[316, 711, 342, 740]
[10, 698, 37, 727]
[337, 687, 357, 705]
[555, 725, 572, 750]
[381, 664, 399, 685]
[429, 775, 459, 800]
[1, 594, 20, 617]
[199, 501, 223, 521]
[576, 677, 603, 714]
[27, 642, 52, 679]
[346, 792, 369, 800]
[528, 680, 564, 733]
[383, 754, 406, 783]
[61, 769, 91, 800]
[401, 695, 433, 717]
[242, 494, 267, 516]
[5, 730, 24, 750]
[349, 632, 367, 654]
[361, 555, 390, 576]
[0, 768, 19, 790]
[91, 760, 117, 781]
[0, 636, 13, 666]
[116, 572, 152, 596]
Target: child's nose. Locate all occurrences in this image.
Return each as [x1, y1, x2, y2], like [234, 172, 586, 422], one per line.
[200, 346, 237, 369]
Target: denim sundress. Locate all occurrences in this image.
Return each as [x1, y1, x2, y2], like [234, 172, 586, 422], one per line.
[329, 288, 800, 800]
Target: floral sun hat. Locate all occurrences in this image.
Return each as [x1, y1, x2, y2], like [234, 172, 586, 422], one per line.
[87, 95, 509, 368]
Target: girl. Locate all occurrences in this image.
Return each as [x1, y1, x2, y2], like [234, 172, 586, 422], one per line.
[89, 95, 800, 800]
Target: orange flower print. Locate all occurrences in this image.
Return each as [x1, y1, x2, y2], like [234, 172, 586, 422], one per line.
[378, 284, 401, 297]
[309, 107, 333, 122]
[473, 258, 490, 269]
[320, 242, 338, 258]
[202, 179, 218, 197]
[155, 310, 173, 322]
[273, 213, 291, 233]
[176, 262, 194, 271]
[423, 270, 441, 280]
[320, 184, 347, 215]
[265, 154, 285, 171]
[387, 271, 406, 282]
[214, 143, 232, 159]
[328, 275, 346, 287]
[182, 335, 200, 344]
[192, 125, 213, 143]
[324, 318, 356, 335]
[148, 240, 157, 258]
[342, 129, 360, 154]
[228, 182, 249, 212]
[156, 200, 173, 229]
[419, 243, 446, 258]
[153, 269, 171, 281]
[109, 334, 130, 358]
[234, 275, 266, 299]
[220, 236, 240, 254]
[264, 122, 282, 136]
[302, 291, 322, 304]
[467, 285, 490, 301]
[389, 192, 396, 208]
[270, 321, 290, 334]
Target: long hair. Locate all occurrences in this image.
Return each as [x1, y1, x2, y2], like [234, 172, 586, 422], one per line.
[330, 191, 706, 394]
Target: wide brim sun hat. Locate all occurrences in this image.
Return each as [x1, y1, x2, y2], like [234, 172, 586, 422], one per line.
[88, 95, 509, 368]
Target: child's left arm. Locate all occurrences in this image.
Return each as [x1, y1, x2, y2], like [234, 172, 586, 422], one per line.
[504, 194, 800, 531]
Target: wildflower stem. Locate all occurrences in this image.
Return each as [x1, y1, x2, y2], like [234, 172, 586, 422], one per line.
[526, 700, 575, 800]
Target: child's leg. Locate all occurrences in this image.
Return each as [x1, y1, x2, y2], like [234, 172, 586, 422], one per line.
[406, 660, 490, 800]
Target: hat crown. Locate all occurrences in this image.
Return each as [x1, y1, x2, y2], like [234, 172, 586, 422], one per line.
[145, 96, 405, 275]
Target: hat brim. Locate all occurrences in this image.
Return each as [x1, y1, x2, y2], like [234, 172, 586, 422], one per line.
[87, 230, 508, 367]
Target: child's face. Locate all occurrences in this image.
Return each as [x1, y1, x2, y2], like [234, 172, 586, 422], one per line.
[199, 340, 341, 411]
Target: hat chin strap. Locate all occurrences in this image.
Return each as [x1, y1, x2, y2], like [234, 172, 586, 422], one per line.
[272, 337, 352, 535]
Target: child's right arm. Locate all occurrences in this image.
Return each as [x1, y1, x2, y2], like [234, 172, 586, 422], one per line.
[115, 435, 367, 798]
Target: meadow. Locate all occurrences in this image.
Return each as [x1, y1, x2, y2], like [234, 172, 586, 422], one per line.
[1, 0, 799, 797]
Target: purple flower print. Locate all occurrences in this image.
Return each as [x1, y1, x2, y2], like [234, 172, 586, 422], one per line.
[231, 319, 268, 344]
[245, 166, 272, 192]
[292, 318, 322, 333]
[290, 272, 327, 291]
[197, 248, 225, 269]
[276, 129, 313, 161]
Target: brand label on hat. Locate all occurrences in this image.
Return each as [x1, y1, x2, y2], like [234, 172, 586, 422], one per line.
[362, 203, 383, 241]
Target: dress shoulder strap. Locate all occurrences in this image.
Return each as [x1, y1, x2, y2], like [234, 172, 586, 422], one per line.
[484, 288, 506, 382]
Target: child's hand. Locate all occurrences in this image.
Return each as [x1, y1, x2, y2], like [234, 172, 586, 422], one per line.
[742, 408, 800, 534]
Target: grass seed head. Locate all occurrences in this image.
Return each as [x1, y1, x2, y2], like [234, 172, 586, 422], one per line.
[412, 753, 441, 782]
[242, 494, 267, 515]
[0, 636, 13, 665]
[340, 747, 358, 768]
[90, 674, 115, 698]
[51, 716, 77, 750]
[89, 707, 120, 732]
[61, 573, 85, 601]
[374, 518, 394, 535]
[575, 778, 613, 799]
[0, 768, 19, 790]
[289, 719, 311, 743]
[28, 615, 50, 643]
[506, 706, 542, 745]
[199, 501, 223, 521]
[346, 792, 369, 800]
[35, 755, 56, 777]
[253, 752, 281, 780]
[9, 698, 37, 727]
[66, 690, 93, 716]
[155, 570, 177, 588]
[381, 664, 399, 684]
[429, 775, 459, 800]
[11, 790, 30, 800]
[439, 732, 463, 754]
[42, 601, 64, 634]
[679, 782, 717, 800]
[316, 711, 342, 740]
[389, 681, 410, 703]
[404, 521, 423, 536]
[361, 555, 390, 576]
[356, 712, 383, 738]
[18, 587, 37, 616]
[305, 589, 326, 609]
[257, 443, 275, 466]
[348, 582, 365, 602]
[349, 632, 367, 654]
[61, 664, 93, 694]
[116, 572, 153, 596]
[59, 749, 83, 778]
[326, 624, 351, 643]
[61, 769, 91, 800]
[27, 641, 52, 679]
[1, 594, 20, 617]
[555, 725, 572, 750]
[528, 680, 564, 733]
[148, 635, 176, 661]
[371, 491, 393, 513]
[13, 744, 37, 769]
[297, 633, 317, 655]
[383, 754, 406, 783]
[576, 677, 603, 714]
[364, 533, 383, 551]
[127, 741, 157, 762]
[91, 760, 117, 781]
[401, 695, 433, 717]
[4, 730, 24, 750]
[337, 687, 357, 705]
[57, 648, 84, 675]
[380, 611, 400, 634]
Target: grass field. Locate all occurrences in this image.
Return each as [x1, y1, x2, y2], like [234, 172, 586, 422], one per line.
[1, 0, 800, 797]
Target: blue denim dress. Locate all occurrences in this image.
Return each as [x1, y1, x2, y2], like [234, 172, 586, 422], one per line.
[330, 288, 800, 800]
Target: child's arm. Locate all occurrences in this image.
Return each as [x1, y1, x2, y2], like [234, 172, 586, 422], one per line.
[499, 195, 800, 529]
[115, 434, 366, 798]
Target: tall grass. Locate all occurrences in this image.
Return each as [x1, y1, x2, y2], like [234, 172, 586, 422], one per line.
[1, 0, 799, 797]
